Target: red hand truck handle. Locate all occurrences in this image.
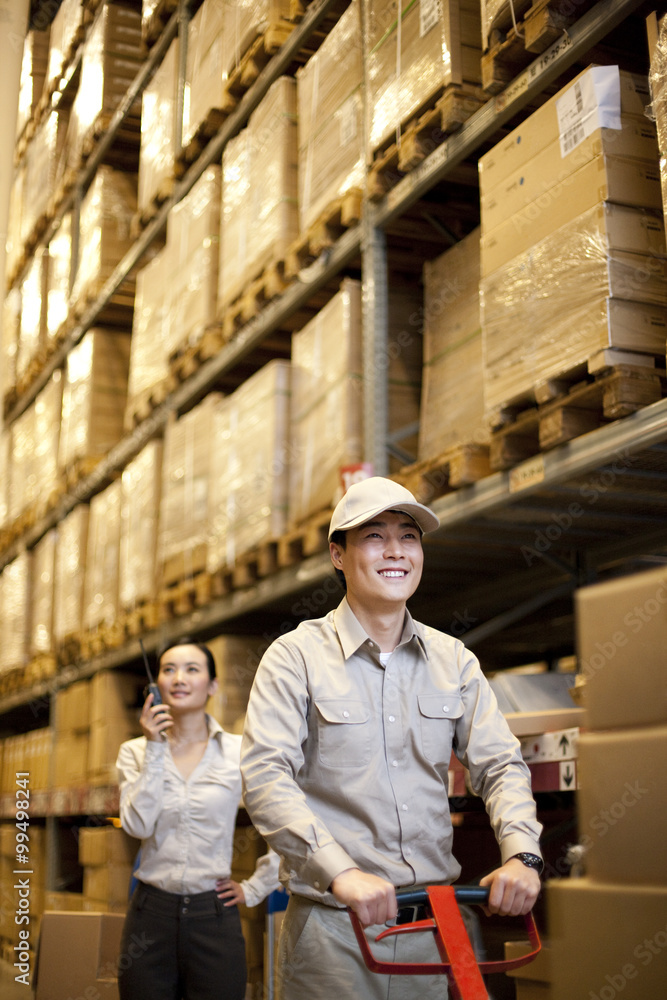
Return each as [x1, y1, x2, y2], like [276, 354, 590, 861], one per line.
[348, 884, 541, 1000]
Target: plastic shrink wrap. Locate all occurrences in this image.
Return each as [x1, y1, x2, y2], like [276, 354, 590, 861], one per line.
[30, 529, 57, 658]
[46, 213, 72, 343]
[53, 505, 90, 642]
[138, 37, 178, 215]
[9, 373, 62, 522]
[158, 394, 221, 584]
[208, 360, 290, 571]
[365, 0, 482, 156]
[481, 204, 667, 412]
[419, 228, 487, 460]
[17, 247, 48, 382]
[182, 0, 225, 149]
[219, 76, 298, 308]
[297, 0, 364, 232]
[125, 248, 171, 428]
[119, 440, 163, 610]
[83, 480, 123, 631]
[46, 0, 85, 90]
[16, 28, 50, 140]
[0, 552, 31, 673]
[59, 328, 131, 474]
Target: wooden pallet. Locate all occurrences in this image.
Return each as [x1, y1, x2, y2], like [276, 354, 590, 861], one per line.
[24, 654, 58, 685]
[131, 174, 177, 235]
[221, 262, 289, 342]
[60, 455, 105, 492]
[284, 190, 363, 278]
[488, 362, 666, 471]
[482, 0, 597, 93]
[397, 444, 493, 503]
[367, 84, 487, 201]
[142, 0, 178, 46]
[169, 325, 225, 384]
[118, 601, 162, 638]
[277, 509, 332, 569]
[218, 20, 297, 116]
[80, 621, 126, 659]
[57, 632, 83, 667]
[124, 375, 174, 430]
[177, 108, 228, 173]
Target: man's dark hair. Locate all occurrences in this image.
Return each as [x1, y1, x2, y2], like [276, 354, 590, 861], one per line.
[330, 530, 347, 592]
[157, 638, 217, 680]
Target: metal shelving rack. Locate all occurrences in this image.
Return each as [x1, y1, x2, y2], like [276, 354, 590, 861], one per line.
[1, 0, 665, 736]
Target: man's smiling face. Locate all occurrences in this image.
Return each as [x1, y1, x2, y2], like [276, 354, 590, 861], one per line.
[329, 509, 424, 611]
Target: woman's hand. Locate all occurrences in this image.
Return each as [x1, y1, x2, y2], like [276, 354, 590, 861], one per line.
[216, 878, 246, 907]
[140, 691, 173, 742]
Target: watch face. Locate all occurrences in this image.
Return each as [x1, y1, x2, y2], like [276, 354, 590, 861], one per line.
[516, 853, 544, 874]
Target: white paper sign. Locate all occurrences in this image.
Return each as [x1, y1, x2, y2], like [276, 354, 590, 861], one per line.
[556, 65, 622, 158]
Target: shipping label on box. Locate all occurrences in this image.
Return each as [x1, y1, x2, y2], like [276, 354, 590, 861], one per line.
[519, 727, 579, 763]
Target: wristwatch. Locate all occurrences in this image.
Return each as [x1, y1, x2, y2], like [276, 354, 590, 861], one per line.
[512, 853, 544, 876]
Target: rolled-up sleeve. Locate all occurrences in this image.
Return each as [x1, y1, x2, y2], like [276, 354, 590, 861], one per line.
[116, 739, 167, 841]
[240, 848, 283, 908]
[453, 643, 543, 861]
[240, 638, 356, 892]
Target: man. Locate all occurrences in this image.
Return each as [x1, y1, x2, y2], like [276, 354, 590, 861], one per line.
[241, 477, 542, 999]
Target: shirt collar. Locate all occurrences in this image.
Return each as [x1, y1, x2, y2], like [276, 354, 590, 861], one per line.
[333, 597, 428, 660]
[205, 714, 225, 746]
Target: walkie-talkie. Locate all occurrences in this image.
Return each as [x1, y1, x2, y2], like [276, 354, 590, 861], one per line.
[140, 638, 161, 704]
[140, 639, 167, 739]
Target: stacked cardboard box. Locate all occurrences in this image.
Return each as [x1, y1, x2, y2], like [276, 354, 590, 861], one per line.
[67, 0, 143, 169]
[0, 730, 51, 794]
[53, 505, 90, 646]
[208, 361, 290, 570]
[29, 529, 57, 660]
[138, 38, 178, 216]
[182, 0, 225, 149]
[419, 228, 487, 460]
[206, 635, 271, 730]
[219, 76, 298, 309]
[9, 372, 62, 522]
[83, 480, 123, 633]
[58, 328, 131, 476]
[16, 247, 48, 383]
[296, 0, 364, 233]
[547, 566, 667, 998]
[162, 165, 221, 358]
[479, 66, 666, 414]
[232, 824, 272, 990]
[119, 439, 163, 611]
[53, 679, 90, 789]
[20, 108, 69, 252]
[45, 0, 85, 92]
[649, 14, 667, 220]
[0, 551, 31, 674]
[221, 1, 292, 73]
[80, 825, 137, 911]
[288, 279, 422, 526]
[69, 167, 138, 317]
[2, 287, 20, 395]
[364, 0, 482, 157]
[125, 249, 171, 425]
[16, 28, 50, 140]
[46, 213, 72, 343]
[159, 394, 221, 584]
[88, 670, 142, 787]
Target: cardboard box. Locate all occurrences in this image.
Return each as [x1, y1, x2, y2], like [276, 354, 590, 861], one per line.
[88, 720, 139, 785]
[83, 480, 123, 631]
[480, 153, 662, 274]
[478, 67, 652, 191]
[419, 228, 486, 460]
[577, 725, 667, 885]
[55, 680, 90, 734]
[481, 116, 659, 236]
[53, 732, 89, 789]
[89, 671, 142, 726]
[519, 727, 579, 764]
[547, 878, 667, 1000]
[119, 439, 163, 609]
[576, 566, 667, 729]
[83, 864, 134, 906]
[35, 912, 125, 1000]
[79, 827, 138, 868]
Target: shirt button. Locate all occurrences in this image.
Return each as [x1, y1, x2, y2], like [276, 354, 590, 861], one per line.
[183, 897, 190, 904]
[182, 907, 188, 914]
[314, 881, 320, 889]
[392, 759, 398, 767]
[401, 804, 408, 811]
[343, 711, 350, 719]
[443, 705, 450, 713]
[388, 715, 395, 723]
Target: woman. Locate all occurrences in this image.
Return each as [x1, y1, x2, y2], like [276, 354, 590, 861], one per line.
[116, 639, 280, 1000]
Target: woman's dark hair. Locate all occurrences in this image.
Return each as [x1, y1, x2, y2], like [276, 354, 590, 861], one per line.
[157, 638, 217, 680]
[330, 530, 347, 592]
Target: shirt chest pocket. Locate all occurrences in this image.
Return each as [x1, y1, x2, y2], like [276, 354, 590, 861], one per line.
[315, 699, 371, 768]
[418, 694, 463, 763]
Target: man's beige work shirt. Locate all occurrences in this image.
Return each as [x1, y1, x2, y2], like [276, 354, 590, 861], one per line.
[241, 598, 542, 905]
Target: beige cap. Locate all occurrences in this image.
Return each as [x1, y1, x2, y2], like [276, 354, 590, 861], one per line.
[328, 476, 440, 541]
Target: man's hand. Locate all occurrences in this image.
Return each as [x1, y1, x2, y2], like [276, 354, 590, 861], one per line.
[479, 857, 540, 916]
[331, 868, 397, 928]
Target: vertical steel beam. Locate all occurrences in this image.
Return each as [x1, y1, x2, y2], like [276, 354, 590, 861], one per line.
[362, 213, 389, 476]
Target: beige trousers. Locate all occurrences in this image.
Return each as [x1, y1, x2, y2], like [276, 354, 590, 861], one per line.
[277, 895, 449, 1000]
